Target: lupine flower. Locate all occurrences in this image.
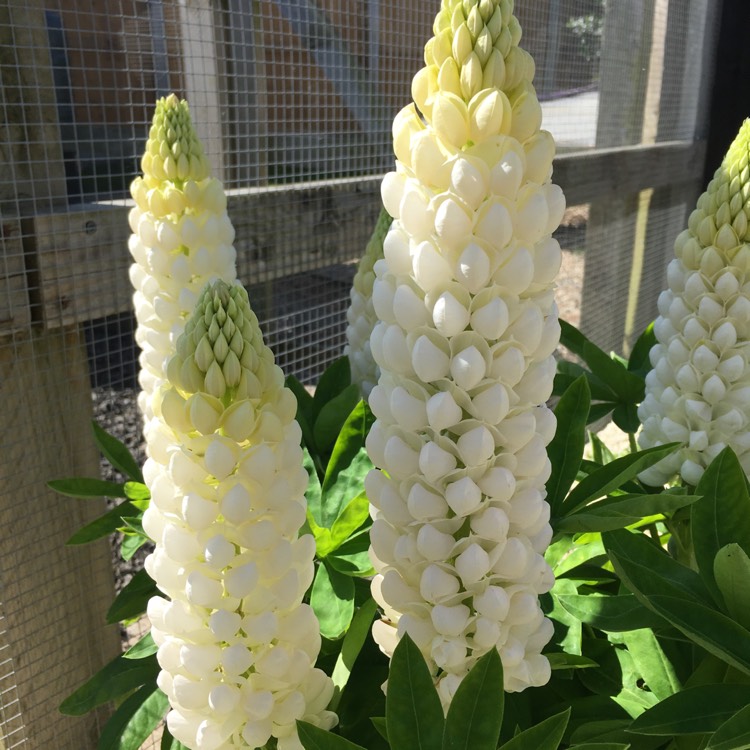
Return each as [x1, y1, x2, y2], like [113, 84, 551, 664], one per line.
[143, 281, 336, 750]
[365, 0, 563, 704]
[128, 94, 237, 436]
[345, 207, 392, 397]
[639, 121, 750, 486]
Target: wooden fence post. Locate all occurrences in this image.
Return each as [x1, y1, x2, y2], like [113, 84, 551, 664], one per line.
[0, 2, 120, 747]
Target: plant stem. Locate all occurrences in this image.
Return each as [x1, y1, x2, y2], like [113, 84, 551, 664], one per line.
[628, 432, 638, 453]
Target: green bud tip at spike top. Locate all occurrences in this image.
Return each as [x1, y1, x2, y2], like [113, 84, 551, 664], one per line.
[639, 119, 750, 486]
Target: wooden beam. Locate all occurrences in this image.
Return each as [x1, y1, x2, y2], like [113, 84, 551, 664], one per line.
[27, 141, 706, 330]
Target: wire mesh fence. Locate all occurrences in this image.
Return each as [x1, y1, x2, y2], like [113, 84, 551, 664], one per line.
[0, 0, 722, 747]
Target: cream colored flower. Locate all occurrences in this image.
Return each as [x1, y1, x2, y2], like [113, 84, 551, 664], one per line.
[639, 120, 750, 486]
[345, 207, 392, 397]
[144, 282, 336, 750]
[366, 0, 562, 704]
[128, 94, 237, 438]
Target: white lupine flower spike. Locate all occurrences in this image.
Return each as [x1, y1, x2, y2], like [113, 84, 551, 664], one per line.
[639, 120, 750, 486]
[144, 281, 336, 750]
[129, 94, 237, 437]
[367, 0, 563, 706]
[345, 207, 392, 398]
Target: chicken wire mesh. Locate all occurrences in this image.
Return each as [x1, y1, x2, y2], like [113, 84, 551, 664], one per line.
[0, 0, 721, 747]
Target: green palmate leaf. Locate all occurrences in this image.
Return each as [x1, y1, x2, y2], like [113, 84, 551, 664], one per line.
[297, 721, 367, 750]
[628, 322, 656, 378]
[442, 649, 504, 750]
[553, 537, 606, 577]
[501, 708, 571, 750]
[331, 598, 378, 708]
[92, 421, 143, 482]
[313, 357, 352, 420]
[124, 632, 157, 660]
[547, 376, 590, 516]
[557, 594, 665, 632]
[559, 320, 644, 404]
[549, 578, 583, 655]
[693, 447, 750, 604]
[311, 561, 355, 639]
[320, 448, 373, 529]
[60, 652, 159, 715]
[330, 492, 370, 548]
[546, 653, 598, 670]
[590, 432, 616, 465]
[554, 359, 619, 402]
[645, 595, 750, 676]
[97, 682, 168, 750]
[124, 482, 150, 502]
[561, 444, 679, 515]
[621, 629, 680, 701]
[612, 401, 640, 434]
[602, 529, 713, 606]
[706, 703, 750, 750]
[628, 684, 750, 736]
[557, 492, 700, 534]
[66, 501, 142, 545]
[48, 477, 127, 499]
[386, 634, 444, 750]
[322, 400, 374, 497]
[714, 544, 750, 628]
[120, 531, 149, 562]
[305, 448, 324, 525]
[371, 716, 388, 742]
[287, 374, 316, 441]
[107, 569, 158, 624]
[314, 384, 361, 453]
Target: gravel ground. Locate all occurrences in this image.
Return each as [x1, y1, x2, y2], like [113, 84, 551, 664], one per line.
[93, 211, 588, 619]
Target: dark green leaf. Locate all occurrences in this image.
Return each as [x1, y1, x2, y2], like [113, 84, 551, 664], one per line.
[557, 594, 666, 632]
[590, 432, 616, 466]
[124, 632, 157, 660]
[387, 634, 444, 750]
[603, 529, 713, 606]
[331, 598, 378, 708]
[314, 384, 361, 453]
[693, 447, 750, 603]
[714, 544, 750, 628]
[568, 745, 630, 750]
[92, 421, 143, 482]
[296, 720, 368, 749]
[628, 685, 750, 736]
[371, 716, 388, 742]
[313, 357, 352, 420]
[645, 595, 750, 676]
[66, 501, 142, 545]
[562, 444, 679, 515]
[59, 653, 159, 715]
[588, 402, 620, 424]
[547, 376, 590, 515]
[612, 401, 640, 434]
[546, 653, 599, 670]
[706, 703, 750, 749]
[621, 629, 680, 700]
[48, 477, 127, 499]
[559, 320, 644, 403]
[442, 649, 503, 750]
[555, 359, 619, 401]
[557, 493, 700, 534]
[305, 449, 324, 526]
[500, 708, 571, 750]
[330, 492, 370, 549]
[322, 400, 375, 498]
[107, 569, 158, 624]
[124, 482, 150, 502]
[311, 562, 355, 640]
[97, 682, 167, 750]
[628, 322, 656, 377]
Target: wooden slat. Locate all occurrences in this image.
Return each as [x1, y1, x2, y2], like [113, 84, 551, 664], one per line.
[554, 140, 707, 208]
[0, 219, 30, 333]
[30, 141, 704, 328]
